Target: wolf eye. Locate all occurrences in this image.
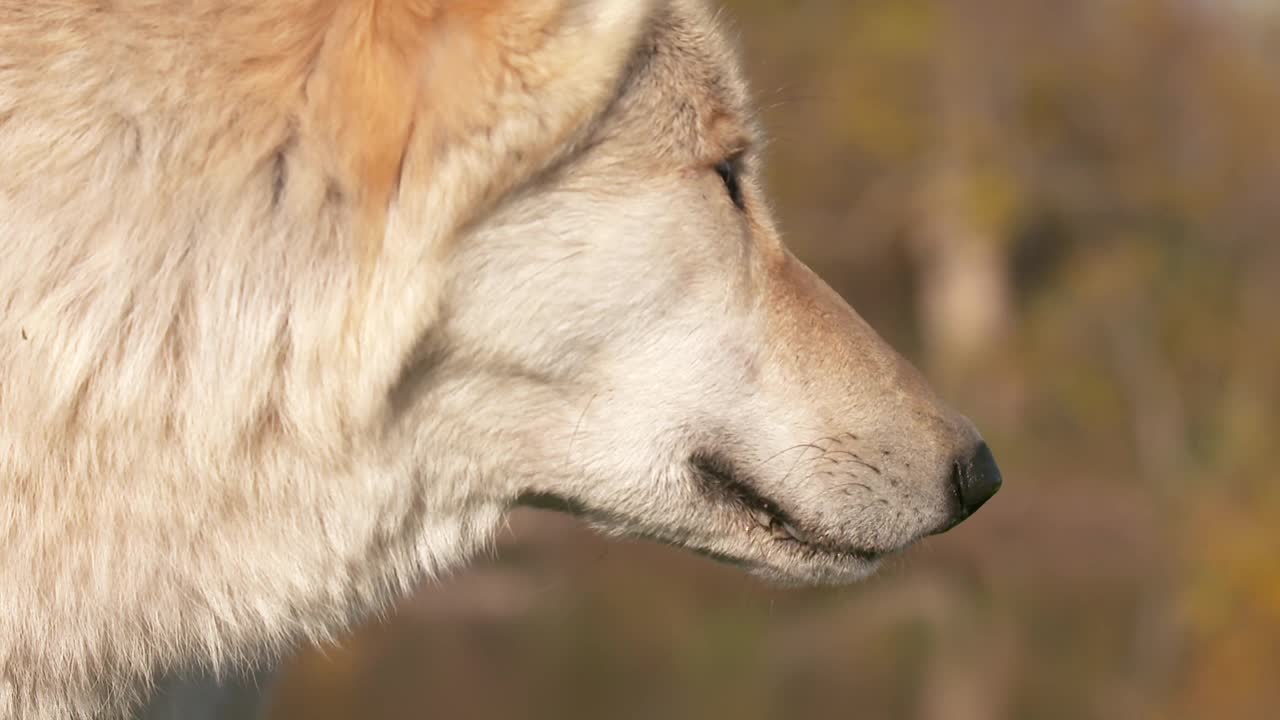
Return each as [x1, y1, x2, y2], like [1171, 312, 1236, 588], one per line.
[714, 157, 745, 211]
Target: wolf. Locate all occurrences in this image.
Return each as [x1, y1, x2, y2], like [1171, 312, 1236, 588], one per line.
[0, 0, 1002, 717]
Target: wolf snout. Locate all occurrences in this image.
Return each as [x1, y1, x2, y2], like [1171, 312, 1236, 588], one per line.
[935, 441, 1003, 533]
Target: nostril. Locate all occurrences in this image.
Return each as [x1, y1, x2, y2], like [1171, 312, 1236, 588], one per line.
[952, 441, 1003, 519]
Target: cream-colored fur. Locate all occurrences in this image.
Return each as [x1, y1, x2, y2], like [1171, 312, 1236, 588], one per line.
[0, 1, 995, 717]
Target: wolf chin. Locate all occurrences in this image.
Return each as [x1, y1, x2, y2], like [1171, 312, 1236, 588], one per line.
[0, 1, 1002, 717]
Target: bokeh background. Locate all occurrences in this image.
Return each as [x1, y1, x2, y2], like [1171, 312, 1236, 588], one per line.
[265, 1, 1280, 718]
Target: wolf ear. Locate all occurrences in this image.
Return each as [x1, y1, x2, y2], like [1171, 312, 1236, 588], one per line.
[304, 0, 659, 247]
[289, 0, 658, 423]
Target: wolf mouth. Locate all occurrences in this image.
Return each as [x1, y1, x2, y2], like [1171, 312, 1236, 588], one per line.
[689, 451, 881, 563]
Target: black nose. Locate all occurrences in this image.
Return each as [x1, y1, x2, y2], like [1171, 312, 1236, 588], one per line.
[952, 442, 1002, 519]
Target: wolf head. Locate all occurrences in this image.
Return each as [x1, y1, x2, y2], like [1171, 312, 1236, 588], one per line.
[373, 0, 1003, 585]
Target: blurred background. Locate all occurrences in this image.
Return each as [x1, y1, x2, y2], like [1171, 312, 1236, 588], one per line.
[264, 1, 1280, 718]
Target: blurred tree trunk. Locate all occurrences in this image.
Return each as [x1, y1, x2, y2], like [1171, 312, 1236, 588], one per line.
[917, 608, 1017, 720]
[914, 165, 1012, 380]
[912, 1, 1013, 386]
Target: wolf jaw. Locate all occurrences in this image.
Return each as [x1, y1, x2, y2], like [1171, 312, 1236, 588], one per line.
[690, 451, 884, 561]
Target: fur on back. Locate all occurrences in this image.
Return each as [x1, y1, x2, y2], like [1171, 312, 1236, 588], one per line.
[0, 0, 658, 716]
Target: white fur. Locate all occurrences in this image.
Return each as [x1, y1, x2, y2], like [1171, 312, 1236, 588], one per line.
[0, 1, 985, 717]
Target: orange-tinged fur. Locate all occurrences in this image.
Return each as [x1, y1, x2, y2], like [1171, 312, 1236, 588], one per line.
[310, 1, 433, 247]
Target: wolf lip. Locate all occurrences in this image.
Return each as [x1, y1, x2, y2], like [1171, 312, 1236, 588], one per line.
[690, 451, 880, 561]
[768, 518, 804, 542]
